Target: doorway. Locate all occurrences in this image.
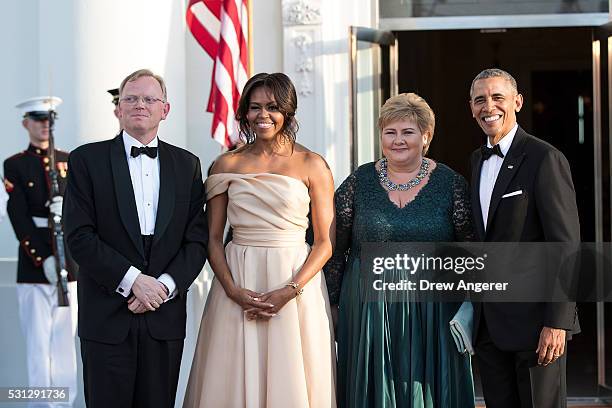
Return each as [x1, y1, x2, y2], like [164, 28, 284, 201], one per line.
[394, 26, 606, 400]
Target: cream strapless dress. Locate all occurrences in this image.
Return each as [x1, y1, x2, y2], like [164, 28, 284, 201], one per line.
[183, 173, 336, 408]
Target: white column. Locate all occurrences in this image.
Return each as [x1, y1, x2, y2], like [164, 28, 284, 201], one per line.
[36, 0, 188, 150]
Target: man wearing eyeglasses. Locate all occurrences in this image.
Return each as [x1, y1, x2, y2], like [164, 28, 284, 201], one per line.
[4, 96, 78, 407]
[64, 69, 208, 408]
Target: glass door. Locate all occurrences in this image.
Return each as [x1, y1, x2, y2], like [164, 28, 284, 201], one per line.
[593, 21, 612, 398]
[349, 26, 398, 170]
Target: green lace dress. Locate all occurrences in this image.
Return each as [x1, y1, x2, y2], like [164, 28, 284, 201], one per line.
[324, 161, 475, 408]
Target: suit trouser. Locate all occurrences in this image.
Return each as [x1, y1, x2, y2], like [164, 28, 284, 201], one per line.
[16, 282, 78, 408]
[475, 319, 567, 408]
[80, 314, 184, 408]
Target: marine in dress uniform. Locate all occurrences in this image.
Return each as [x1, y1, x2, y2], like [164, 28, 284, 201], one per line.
[4, 96, 78, 407]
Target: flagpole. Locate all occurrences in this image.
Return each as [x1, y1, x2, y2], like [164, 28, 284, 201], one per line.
[247, 0, 254, 77]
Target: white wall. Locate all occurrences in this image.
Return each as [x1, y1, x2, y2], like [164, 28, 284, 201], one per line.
[0, 2, 40, 260]
[281, 0, 376, 184]
[320, 0, 377, 182]
[0, 0, 190, 257]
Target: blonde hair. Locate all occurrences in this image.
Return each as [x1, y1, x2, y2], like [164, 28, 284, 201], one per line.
[119, 69, 167, 101]
[378, 93, 435, 155]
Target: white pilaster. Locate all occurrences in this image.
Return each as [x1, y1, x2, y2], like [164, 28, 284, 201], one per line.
[282, 0, 377, 185]
[282, 0, 324, 157]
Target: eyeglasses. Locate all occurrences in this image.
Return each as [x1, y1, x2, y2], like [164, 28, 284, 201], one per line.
[120, 95, 165, 105]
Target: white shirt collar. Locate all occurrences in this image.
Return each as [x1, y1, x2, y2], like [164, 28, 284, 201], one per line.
[487, 123, 518, 156]
[122, 131, 159, 159]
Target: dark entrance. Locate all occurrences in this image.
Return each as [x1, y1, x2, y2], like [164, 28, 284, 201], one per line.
[395, 27, 607, 399]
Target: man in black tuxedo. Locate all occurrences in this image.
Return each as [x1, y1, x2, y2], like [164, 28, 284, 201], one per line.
[64, 69, 207, 407]
[469, 68, 580, 408]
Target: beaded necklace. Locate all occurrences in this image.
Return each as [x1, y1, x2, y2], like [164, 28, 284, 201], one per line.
[378, 158, 429, 191]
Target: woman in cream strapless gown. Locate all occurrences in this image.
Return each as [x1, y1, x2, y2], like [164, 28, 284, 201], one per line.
[184, 73, 336, 408]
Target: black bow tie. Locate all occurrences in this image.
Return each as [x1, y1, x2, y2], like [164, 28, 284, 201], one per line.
[130, 146, 158, 159]
[481, 144, 504, 160]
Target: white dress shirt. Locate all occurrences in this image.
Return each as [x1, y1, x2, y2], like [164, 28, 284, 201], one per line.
[116, 132, 176, 299]
[479, 123, 518, 231]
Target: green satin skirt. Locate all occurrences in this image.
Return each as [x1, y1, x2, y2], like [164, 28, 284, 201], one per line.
[336, 260, 475, 408]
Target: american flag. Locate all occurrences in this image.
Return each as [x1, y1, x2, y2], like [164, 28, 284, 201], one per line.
[186, 0, 250, 148]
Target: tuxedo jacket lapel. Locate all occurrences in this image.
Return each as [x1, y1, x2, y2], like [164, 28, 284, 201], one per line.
[153, 141, 175, 246]
[110, 134, 144, 256]
[471, 150, 486, 240]
[485, 128, 528, 237]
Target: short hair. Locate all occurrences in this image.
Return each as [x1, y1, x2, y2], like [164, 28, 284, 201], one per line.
[470, 68, 518, 98]
[378, 93, 435, 155]
[235, 72, 298, 145]
[119, 69, 167, 101]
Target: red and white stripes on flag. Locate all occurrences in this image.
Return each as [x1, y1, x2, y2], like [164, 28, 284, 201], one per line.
[186, 0, 250, 148]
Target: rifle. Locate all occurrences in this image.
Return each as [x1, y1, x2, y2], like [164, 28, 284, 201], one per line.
[47, 108, 70, 307]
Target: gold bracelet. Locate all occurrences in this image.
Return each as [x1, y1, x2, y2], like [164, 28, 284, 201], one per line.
[286, 281, 303, 297]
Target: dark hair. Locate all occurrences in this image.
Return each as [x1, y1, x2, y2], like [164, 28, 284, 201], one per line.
[235, 72, 298, 144]
[470, 68, 518, 98]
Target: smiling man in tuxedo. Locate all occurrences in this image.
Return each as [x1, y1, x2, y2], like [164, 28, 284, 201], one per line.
[469, 68, 580, 408]
[64, 69, 207, 407]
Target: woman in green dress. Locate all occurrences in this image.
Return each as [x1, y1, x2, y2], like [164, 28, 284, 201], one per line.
[324, 93, 475, 407]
